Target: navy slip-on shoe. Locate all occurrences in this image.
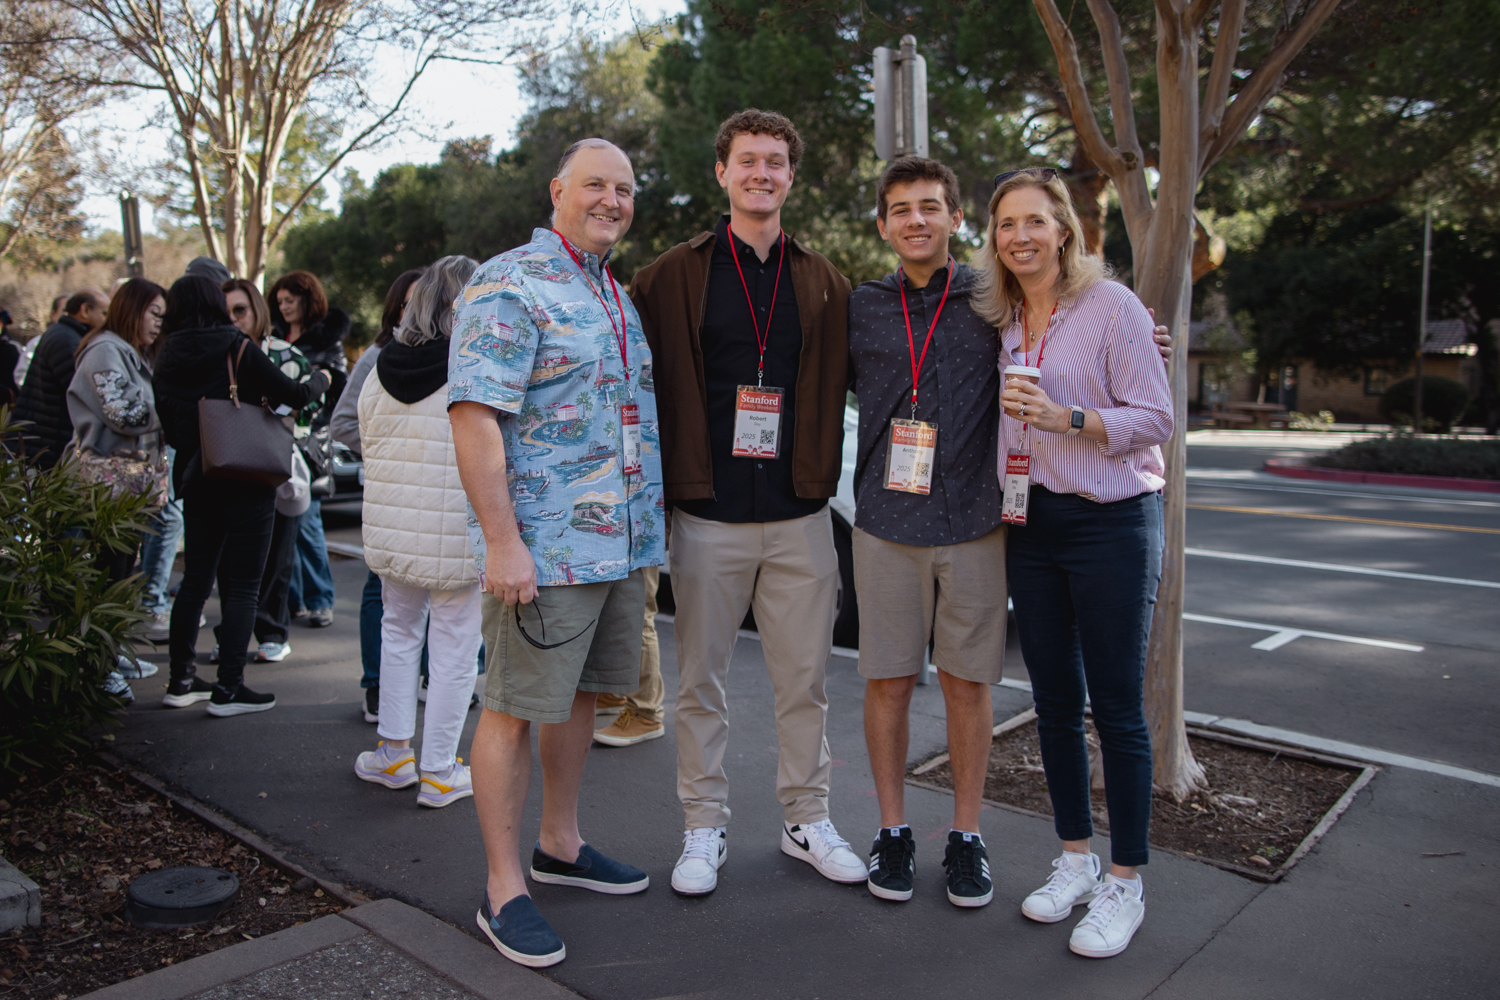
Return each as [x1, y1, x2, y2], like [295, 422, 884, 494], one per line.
[476, 893, 566, 968]
[530, 842, 650, 895]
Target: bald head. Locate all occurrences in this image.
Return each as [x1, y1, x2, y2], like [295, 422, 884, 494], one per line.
[66, 287, 109, 333]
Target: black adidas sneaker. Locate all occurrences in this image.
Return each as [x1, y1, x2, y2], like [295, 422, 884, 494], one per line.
[943, 831, 992, 907]
[867, 827, 916, 901]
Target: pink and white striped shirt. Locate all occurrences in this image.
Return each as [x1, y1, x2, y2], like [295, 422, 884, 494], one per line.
[997, 280, 1173, 503]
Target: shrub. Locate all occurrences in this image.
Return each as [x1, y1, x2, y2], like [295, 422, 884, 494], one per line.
[1310, 436, 1500, 480]
[1, 410, 153, 777]
[1378, 376, 1471, 432]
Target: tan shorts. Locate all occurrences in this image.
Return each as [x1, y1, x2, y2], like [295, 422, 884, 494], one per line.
[481, 570, 645, 724]
[852, 525, 1007, 684]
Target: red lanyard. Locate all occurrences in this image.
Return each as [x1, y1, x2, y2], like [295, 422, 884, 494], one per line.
[726, 222, 786, 386]
[553, 229, 629, 375]
[1022, 301, 1058, 369]
[898, 258, 955, 417]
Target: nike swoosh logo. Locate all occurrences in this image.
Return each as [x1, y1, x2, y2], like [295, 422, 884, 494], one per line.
[789, 833, 810, 851]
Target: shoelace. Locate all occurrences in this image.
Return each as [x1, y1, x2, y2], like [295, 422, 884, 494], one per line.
[1077, 881, 1126, 930]
[944, 841, 983, 883]
[680, 829, 721, 863]
[804, 820, 851, 852]
[1037, 856, 1087, 898]
[874, 835, 912, 874]
[613, 707, 638, 728]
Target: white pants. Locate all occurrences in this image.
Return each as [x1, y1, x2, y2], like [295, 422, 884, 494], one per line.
[376, 578, 482, 772]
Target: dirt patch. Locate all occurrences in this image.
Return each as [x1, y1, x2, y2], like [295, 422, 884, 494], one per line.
[912, 718, 1360, 875]
[1, 757, 346, 999]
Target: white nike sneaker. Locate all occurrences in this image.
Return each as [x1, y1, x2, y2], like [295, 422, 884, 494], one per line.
[781, 819, 867, 884]
[1021, 851, 1101, 923]
[1069, 875, 1145, 958]
[672, 827, 727, 896]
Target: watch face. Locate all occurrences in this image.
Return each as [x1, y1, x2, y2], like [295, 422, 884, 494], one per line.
[1071, 408, 1086, 429]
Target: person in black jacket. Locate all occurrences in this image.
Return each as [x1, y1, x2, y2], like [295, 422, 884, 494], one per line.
[152, 276, 331, 717]
[11, 288, 109, 466]
[267, 270, 347, 627]
[0, 310, 20, 407]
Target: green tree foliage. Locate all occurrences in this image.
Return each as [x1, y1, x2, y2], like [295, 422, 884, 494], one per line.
[1378, 376, 1471, 433]
[0, 412, 151, 777]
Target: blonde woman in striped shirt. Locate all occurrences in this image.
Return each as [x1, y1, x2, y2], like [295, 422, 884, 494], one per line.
[974, 168, 1173, 959]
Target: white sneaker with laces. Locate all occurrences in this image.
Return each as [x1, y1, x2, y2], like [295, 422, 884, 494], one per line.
[672, 827, 727, 896]
[1069, 875, 1145, 958]
[781, 819, 867, 883]
[1021, 851, 1101, 923]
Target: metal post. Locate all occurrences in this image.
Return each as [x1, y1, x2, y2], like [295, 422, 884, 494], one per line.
[120, 194, 144, 278]
[873, 37, 928, 160]
[1415, 207, 1431, 433]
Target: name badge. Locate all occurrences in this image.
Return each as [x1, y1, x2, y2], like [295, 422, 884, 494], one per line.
[621, 402, 642, 476]
[732, 385, 784, 458]
[1001, 450, 1031, 524]
[884, 418, 937, 494]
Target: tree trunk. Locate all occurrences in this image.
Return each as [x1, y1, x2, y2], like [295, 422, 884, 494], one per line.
[1065, 140, 1113, 257]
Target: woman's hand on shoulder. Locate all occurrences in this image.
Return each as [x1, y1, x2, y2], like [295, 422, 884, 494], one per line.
[1147, 307, 1172, 361]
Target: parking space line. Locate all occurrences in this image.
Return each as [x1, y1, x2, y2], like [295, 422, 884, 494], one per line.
[1186, 503, 1500, 535]
[1185, 547, 1500, 589]
[1182, 612, 1424, 651]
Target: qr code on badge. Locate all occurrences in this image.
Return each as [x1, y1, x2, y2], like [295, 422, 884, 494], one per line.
[915, 461, 930, 477]
[760, 429, 775, 445]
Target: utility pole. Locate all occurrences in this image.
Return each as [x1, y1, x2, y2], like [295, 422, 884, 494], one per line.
[873, 36, 928, 160]
[1414, 207, 1432, 433]
[120, 194, 144, 278]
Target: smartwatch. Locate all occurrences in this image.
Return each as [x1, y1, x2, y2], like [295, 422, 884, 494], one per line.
[1066, 405, 1086, 436]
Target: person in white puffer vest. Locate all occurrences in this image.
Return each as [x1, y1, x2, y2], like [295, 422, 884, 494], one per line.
[353, 255, 481, 808]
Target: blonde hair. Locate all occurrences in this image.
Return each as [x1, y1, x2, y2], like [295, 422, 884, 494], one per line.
[972, 169, 1110, 329]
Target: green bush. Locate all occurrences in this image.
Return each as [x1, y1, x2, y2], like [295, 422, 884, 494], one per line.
[1378, 376, 1472, 432]
[1310, 435, 1500, 480]
[1, 410, 153, 777]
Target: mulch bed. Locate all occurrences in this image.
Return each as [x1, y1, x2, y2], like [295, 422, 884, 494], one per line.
[1, 757, 346, 999]
[913, 717, 1359, 875]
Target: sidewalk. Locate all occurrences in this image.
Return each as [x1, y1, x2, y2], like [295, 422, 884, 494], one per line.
[104, 554, 1499, 999]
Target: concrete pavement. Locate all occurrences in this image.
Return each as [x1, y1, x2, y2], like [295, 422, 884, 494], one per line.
[102, 538, 1500, 999]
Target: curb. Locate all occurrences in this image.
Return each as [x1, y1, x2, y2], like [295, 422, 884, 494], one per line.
[1263, 459, 1500, 494]
[76, 899, 583, 1000]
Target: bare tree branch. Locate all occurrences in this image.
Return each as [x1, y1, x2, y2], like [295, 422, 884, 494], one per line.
[1031, 0, 1126, 177]
[1199, 0, 1343, 175]
[1197, 0, 1245, 166]
[1082, 0, 1153, 244]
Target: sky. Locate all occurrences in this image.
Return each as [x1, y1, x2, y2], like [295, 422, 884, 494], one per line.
[78, 0, 686, 235]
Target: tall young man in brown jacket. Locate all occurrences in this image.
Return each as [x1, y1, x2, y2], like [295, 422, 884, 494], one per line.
[630, 109, 866, 896]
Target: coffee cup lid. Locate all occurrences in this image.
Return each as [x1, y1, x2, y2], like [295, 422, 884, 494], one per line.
[1003, 365, 1042, 379]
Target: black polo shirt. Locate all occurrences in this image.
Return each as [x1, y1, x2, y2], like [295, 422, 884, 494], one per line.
[675, 216, 827, 524]
[848, 261, 1003, 546]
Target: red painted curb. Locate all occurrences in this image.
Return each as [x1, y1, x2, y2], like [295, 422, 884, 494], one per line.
[1263, 459, 1500, 494]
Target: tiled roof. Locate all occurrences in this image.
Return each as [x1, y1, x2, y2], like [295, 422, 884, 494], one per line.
[1423, 318, 1473, 354]
[1188, 319, 1245, 353]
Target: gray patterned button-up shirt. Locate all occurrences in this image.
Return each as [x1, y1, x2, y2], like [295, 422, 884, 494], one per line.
[848, 262, 1003, 547]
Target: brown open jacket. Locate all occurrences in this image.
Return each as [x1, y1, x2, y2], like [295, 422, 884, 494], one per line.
[630, 230, 851, 507]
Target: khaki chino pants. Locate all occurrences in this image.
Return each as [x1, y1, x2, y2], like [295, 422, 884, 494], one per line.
[671, 507, 839, 830]
[597, 566, 665, 723]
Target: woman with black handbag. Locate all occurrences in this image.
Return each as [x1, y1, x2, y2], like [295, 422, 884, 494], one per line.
[152, 275, 330, 717]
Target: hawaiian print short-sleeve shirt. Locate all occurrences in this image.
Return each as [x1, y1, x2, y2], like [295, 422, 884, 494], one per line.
[448, 227, 665, 585]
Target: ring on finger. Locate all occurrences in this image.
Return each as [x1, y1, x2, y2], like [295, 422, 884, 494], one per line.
[1020, 403, 1027, 416]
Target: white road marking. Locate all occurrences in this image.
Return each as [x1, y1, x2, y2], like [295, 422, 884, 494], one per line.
[1184, 712, 1500, 788]
[1182, 612, 1424, 651]
[1186, 475, 1500, 508]
[1186, 547, 1500, 589]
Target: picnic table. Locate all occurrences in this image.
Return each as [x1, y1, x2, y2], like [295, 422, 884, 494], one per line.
[1227, 401, 1290, 429]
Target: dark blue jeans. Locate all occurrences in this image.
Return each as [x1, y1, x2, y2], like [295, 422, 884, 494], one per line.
[1007, 487, 1163, 867]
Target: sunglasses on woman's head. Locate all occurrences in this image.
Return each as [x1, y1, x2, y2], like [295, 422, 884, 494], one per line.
[994, 168, 1060, 187]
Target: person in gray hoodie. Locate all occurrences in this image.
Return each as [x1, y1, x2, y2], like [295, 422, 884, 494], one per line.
[65, 278, 168, 582]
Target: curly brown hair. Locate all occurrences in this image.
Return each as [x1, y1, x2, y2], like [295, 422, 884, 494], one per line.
[714, 109, 804, 169]
[267, 269, 328, 328]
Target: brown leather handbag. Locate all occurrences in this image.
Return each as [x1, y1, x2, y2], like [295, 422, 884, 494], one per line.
[197, 340, 293, 486]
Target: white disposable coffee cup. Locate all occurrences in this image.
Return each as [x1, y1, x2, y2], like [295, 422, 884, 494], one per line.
[1003, 364, 1042, 386]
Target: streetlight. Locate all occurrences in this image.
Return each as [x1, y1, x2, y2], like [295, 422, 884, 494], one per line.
[873, 36, 928, 160]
